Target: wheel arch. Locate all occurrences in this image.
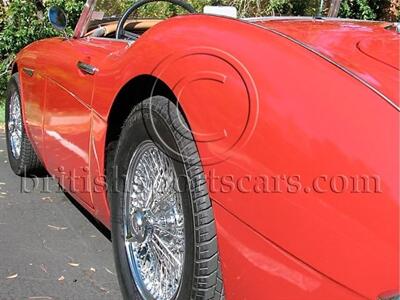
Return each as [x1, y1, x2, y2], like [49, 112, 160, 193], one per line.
[104, 74, 188, 176]
[11, 61, 18, 74]
[106, 74, 179, 145]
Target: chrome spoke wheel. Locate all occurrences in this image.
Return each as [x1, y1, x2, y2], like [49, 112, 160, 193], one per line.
[124, 141, 185, 300]
[8, 91, 22, 159]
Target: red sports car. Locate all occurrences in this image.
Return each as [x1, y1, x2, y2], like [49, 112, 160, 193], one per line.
[5, 0, 399, 299]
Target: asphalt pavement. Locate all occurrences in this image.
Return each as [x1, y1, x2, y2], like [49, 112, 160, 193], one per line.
[0, 128, 122, 299]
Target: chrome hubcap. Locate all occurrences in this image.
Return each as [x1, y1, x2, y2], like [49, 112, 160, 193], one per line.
[124, 142, 185, 300]
[8, 92, 22, 159]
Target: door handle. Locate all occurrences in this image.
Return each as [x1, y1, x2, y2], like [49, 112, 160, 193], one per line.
[77, 61, 98, 75]
[22, 67, 34, 77]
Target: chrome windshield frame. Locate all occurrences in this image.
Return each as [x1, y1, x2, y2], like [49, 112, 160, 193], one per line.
[73, 0, 97, 38]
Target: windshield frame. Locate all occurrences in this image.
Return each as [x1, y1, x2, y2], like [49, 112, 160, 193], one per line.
[73, 0, 97, 38]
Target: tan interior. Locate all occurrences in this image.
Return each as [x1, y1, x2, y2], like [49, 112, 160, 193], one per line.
[85, 19, 162, 38]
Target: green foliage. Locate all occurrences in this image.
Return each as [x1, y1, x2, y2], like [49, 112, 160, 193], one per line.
[0, 0, 85, 103]
[1, 1, 52, 58]
[94, 0, 215, 18]
[339, 0, 377, 19]
[338, 0, 398, 20]
[93, 0, 320, 18]
[95, 0, 129, 17]
[0, 4, 6, 32]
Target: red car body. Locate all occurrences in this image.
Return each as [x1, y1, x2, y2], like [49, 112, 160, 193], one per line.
[13, 13, 399, 300]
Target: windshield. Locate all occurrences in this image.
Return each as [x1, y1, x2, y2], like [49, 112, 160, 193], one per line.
[90, 0, 340, 27]
[91, 0, 131, 20]
[90, 0, 195, 27]
[82, 0, 347, 39]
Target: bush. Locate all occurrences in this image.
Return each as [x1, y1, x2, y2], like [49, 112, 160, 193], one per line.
[0, 4, 6, 32]
[0, 0, 85, 103]
[339, 0, 377, 19]
[339, 0, 399, 21]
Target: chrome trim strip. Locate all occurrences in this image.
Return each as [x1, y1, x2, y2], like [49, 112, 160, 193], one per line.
[243, 16, 384, 23]
[378, 292, 400, 300]
[250, 23, 400, 111]
[83, 36, 133, 46]
[243, 16, 316, 21]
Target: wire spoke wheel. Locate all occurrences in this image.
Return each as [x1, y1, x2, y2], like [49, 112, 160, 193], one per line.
[124, 141, 185, 300]
[8, 91, 22, 159]
[111, 97, 224, 300]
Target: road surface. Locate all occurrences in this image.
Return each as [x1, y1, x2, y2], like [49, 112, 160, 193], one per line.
[0, 128, 122, 299]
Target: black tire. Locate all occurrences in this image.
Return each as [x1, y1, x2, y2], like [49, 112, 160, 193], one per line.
[109, 96, 224, 300]
[5, 73, 45, 177]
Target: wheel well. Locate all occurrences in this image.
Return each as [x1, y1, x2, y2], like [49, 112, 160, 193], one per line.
[105, 74, 177, 158]
[11, 62, 18, 74]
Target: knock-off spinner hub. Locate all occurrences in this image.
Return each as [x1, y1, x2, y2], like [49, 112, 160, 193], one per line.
[130, 209, 151, 243]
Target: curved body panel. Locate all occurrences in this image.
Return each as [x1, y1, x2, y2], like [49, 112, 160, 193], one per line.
[255, 18, 400, 107]
[14, 14, 399, 299]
